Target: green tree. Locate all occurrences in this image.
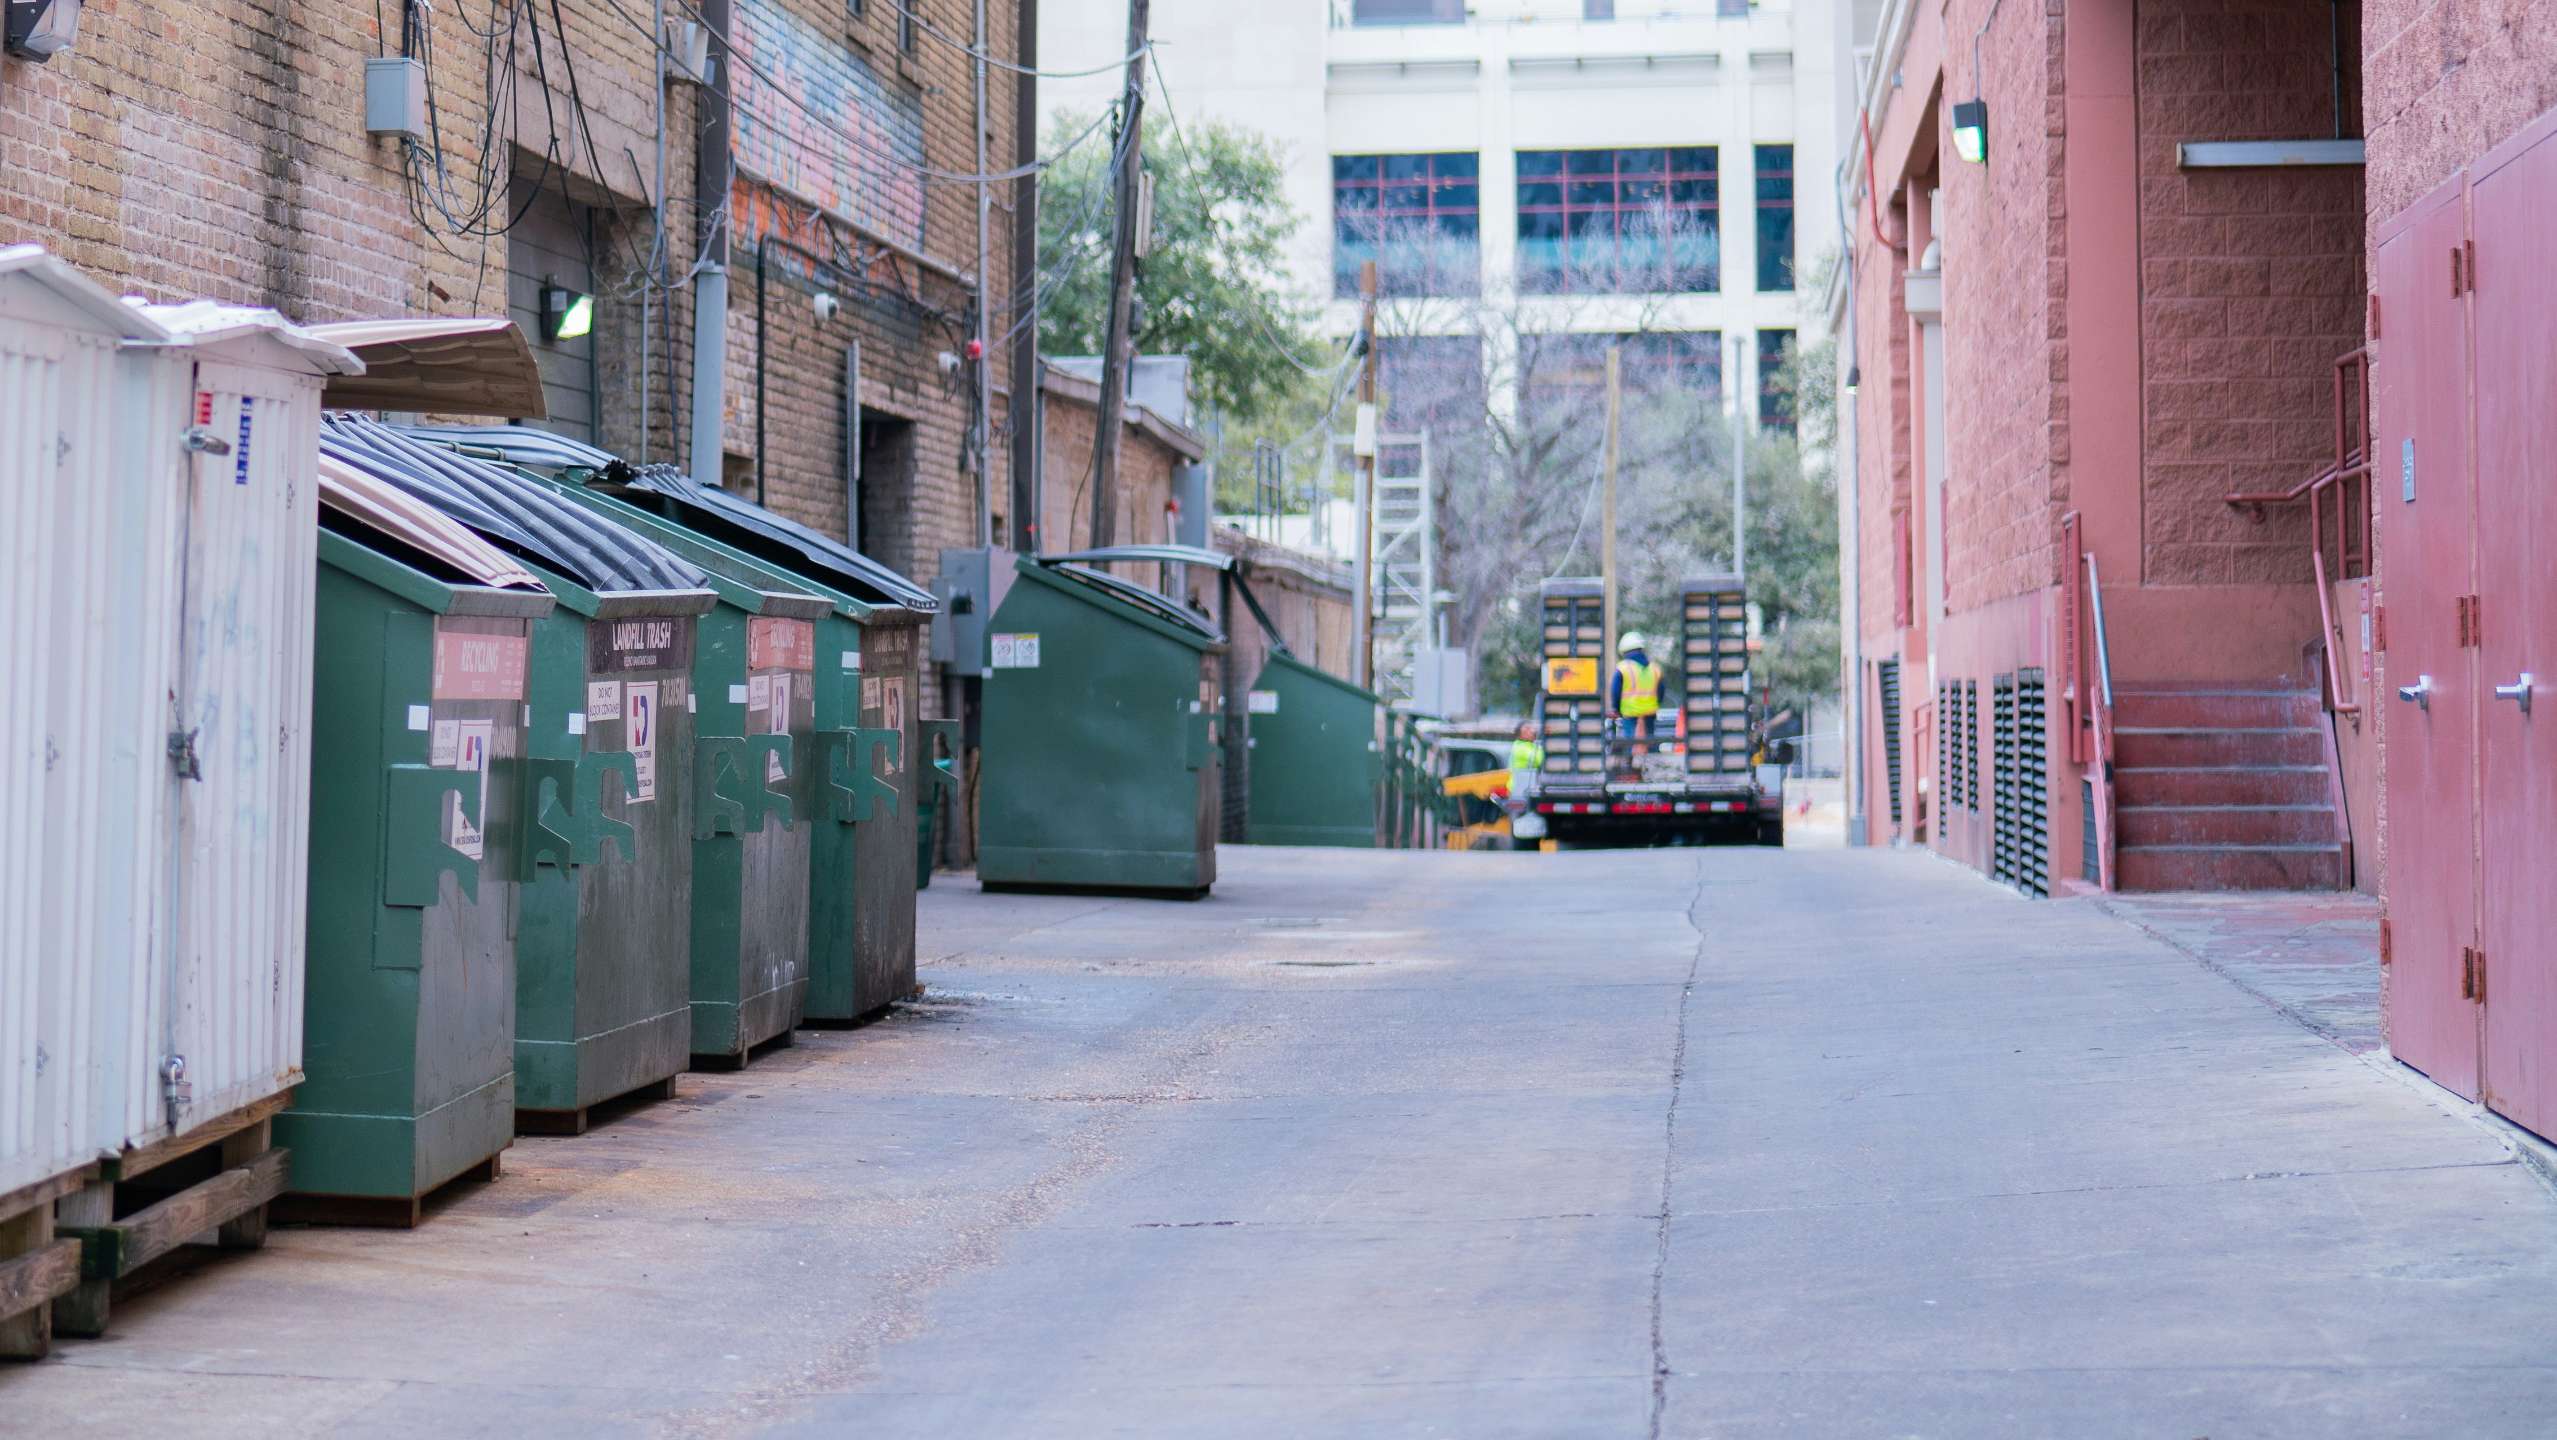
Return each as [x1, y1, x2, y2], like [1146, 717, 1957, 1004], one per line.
[1038, 111, 1327, 431]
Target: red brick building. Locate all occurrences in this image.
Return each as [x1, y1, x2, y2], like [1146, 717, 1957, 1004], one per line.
[1838, 0, 2371, 897]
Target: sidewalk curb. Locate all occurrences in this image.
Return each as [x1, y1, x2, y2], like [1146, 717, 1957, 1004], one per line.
[2087, 893, 2557, 1200]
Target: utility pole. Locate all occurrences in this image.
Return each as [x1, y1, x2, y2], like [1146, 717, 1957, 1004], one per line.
[686, 0, 734, 488]
[1601, 344, 1622, 667]
[1087, 0, 1151, 550]
[1353, 258, 1379, 690]
[972, 0, 993, 548]
[1729, 332, 1748, 579]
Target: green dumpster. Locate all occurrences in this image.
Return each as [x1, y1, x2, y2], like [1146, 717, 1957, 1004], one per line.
[379, 426, 948, 1018]
[532, 477, 924, 1027]
[276, 519, 551, 1223]
[321, 417, 717, 1134]
[979, 554, 1225, 897]
[1245, 650, 1385, 848]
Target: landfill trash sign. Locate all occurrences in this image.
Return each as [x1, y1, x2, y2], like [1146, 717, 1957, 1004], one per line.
[625, 681, 659, 803]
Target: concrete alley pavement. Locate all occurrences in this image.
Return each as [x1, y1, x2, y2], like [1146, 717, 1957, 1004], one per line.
[8, 846, 2556, 1437]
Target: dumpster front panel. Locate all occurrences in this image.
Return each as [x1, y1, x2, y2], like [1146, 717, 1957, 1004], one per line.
[979, 568, 1220, 894]
[850, 617, 921, 1012]
[712, 614, 815, 1054]
[1246, 653, 1383, 848]
[515, 608, 697, 1114]
[286, 559, 529, 1199]
[579, 616, 696, 1098]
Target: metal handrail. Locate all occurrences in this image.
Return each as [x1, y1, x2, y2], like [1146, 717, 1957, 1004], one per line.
[2222, 348, 2370, 716]
[2084, 551, 2117, 891]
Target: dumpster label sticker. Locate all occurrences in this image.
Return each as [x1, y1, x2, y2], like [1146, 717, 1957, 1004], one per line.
[1248, 690, 1280, 714]
[862, 677, 881, 712]
[990, 632, 1040, 669]
[750, 674, 772, 712]
[567, 713, 586, 736]
[446, 720, 493, 861]
[430, 719, 460, 767]
[766, 675, 791, 782]
[233, 398, 253, 486]
[587, 680, 622, 722]
[749, 617, 816, 672]
[842, 650, 860, 671]
[588, 616, 694, 674]
[625, 681, 659, 802]
[881, 677, 907, 731]
[432, 629, 529, 701]
[407, 704, 432, 732]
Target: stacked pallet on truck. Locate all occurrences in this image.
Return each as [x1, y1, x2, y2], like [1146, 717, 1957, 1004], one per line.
[1679, 576, 1754, 778]
[1536, 579, 1607, 776]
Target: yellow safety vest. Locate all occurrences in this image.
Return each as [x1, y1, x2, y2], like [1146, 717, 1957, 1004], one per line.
[1618, 659, 1663, 718]
[1510, 738, 1544, 771]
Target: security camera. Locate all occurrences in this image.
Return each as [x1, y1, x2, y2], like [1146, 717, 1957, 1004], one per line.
[812, 292, 841, 322]
[937, 350, 962, 374]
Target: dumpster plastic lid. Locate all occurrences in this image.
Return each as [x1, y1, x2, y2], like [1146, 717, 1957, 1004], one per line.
[388, 424, 941, 614]
[131, 300, 366, 376]
[1539, 576, 1604, 599]
[1043, 544, 1291, 654]
[304, 317, 547, 418]
[321, 415, 712, 596]
[318, 453, 546, 591]
[1038, 560, 1225, 645]
[0, 246, 175, 340]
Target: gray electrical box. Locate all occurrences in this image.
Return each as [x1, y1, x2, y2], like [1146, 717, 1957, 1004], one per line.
[931, 546, 1016, 674]
[365, 57, 427, 142]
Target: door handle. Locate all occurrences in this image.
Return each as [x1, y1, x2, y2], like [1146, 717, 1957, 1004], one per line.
[2397, 675, 2434, 710]
[2494, 673, 2535, 715]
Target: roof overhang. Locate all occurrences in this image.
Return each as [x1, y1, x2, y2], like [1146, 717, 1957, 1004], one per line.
[307, 317, 547, 417]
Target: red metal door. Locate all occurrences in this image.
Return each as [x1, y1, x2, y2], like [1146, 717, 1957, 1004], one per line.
[2470, 139, 2557, 1138]
[2373, 181, 2481, 1098]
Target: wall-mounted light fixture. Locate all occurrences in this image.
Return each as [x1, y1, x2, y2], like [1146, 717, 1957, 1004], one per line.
[1952, 100, 1989, 165]
[4, 0, 83, 59]
[541, 282, 594, 343]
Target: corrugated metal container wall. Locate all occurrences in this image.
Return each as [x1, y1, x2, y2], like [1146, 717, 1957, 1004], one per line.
[110, 316, 351, 1151]
[0, 253, 180, 1196]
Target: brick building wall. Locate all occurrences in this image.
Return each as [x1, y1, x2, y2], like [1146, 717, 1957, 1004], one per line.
[2363, 0, 2557, 227]
[1936, 0, 2070, 615]
[3, 0, 1020, 729]
[1035, 367, 1194, 555]
[2135, 0, 2365, 587]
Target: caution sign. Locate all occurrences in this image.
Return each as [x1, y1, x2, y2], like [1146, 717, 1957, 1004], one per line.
[1544, 656, 1600, 696]
[447, 720, 492, 861]
[990, 632, 1041, 669]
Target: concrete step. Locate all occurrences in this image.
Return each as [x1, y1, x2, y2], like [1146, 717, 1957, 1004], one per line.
[2115, 804, 2338, 847]
[2111, 690, 2321, 729]
[2116, 843, 2345, 892]
[2112, 765, 2332, 807]
[2111, 726, 2326, 769]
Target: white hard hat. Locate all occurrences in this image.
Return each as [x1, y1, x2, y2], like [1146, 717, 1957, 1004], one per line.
[1618, 631, 1647, 655]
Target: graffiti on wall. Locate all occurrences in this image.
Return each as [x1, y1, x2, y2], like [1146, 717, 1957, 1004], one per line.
[732, 0, 927, 248]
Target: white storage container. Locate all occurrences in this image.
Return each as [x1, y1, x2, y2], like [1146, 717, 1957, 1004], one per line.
[0, 250, 176, 1201]
[0, 248, 362, 1168]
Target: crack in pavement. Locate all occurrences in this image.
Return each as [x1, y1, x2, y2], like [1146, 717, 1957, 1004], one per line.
[1648, 854, 1711, 1440]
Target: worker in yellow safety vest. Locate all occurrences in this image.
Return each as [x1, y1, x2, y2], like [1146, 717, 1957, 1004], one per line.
[1510, 722, 1544, 773]
[1612, 631, 1665, 741]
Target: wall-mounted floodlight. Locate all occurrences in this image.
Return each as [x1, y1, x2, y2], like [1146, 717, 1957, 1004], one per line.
[1952, 100, 1989, 165]
[542, 283, 594, 343]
